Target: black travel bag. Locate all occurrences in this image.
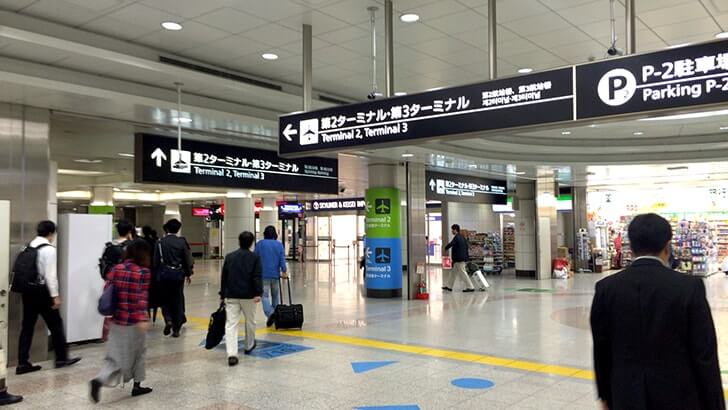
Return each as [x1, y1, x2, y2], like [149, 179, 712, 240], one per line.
[205, 302, 226, 349]
[273, 277, 304, 330]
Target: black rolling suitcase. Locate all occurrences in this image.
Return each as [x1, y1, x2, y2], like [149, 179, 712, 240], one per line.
[273, 277, 304, 330]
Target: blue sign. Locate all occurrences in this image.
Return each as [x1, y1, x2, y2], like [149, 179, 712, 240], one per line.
[365, 237, 402, 291]
[351, 361, 397, 374]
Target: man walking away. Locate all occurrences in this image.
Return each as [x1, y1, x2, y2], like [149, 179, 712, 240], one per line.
[220, 231, 262, 366]
[15, 221, 81, 375]
[153, 219, 193, 338]
[591, 213, 724, 410]
[443, 224, 475, 293]
[100, 220, 134, 280]
[255, 226, 287, 327]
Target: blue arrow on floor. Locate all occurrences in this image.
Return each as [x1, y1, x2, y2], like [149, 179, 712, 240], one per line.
[350, 360, 397, 374]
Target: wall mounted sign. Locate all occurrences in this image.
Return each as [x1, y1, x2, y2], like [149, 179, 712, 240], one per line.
[425, 171, 507, 205]
[135, 133, 338, 194]
[278, 202, 303, 219]
[576, 40, 728, 119]
[304, 198, 365, 212]
[365, 187, 402, 298]
[279, 68, 574, 156]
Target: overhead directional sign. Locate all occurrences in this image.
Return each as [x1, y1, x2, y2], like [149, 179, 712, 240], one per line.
[279, 68, 574, 156]
[426, 171, 507, 205]
[576, 40, 728, 119]
[135, 133, 338, 194]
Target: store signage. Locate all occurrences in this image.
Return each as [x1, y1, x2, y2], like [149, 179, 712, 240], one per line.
[191, 207, 210, 217]
[278, 202, 303, 219]
[304, 198, 365, 212]
[576, 40, 728, 119]
[425, 171, 507, 205]
[365, 187, 402, 297]
[135, 133, 338, 194]
[279, 68, 574, 156]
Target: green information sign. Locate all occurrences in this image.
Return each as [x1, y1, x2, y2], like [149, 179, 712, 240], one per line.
[365, 187, 400, 238]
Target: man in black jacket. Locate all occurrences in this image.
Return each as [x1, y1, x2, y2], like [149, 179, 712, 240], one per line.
[591, 213, 724, 410]
[220, 231, 262, 366]
[153, 219, 193, 338]
[443, 224, 475, 293]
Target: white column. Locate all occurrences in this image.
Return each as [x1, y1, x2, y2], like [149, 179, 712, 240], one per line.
[223, 192, 254, 257]
[259, 197, 278, 240]
[91, 186, 113, 207]
[47, 161, 57, 224]
[164, 202, 181, 226]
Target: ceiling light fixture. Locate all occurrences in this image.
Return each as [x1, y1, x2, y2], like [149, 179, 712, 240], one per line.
[117, 153, 134, 158]
[74, 159, 102, 164]
[400, 13, 420, 23]
[666, 43, 691, 49]
[401, 153, 414, 158]
[640, 109, 728, 121]
[633, 131, 644, 136]
[515, 171, 527, 175]
[172, 116, 192, 124]
[720, 126, 728, 131]
[469, 164, 478, 168]
[561, 131, 572, 135]
[161, 21, 183, 31]
[518, 68, 533, 74]
[261, 53, 279, 60]
[716, 32, 728, 39]
[394, 91, 407, 96]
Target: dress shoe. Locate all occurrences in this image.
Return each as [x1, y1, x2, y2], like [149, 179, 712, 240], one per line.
[441, 287, 453, 292]
[55, 357, 81, 369]
[463, 288, 475, 293]
[163, 323, 172, 336]
[15, 363, 41, 375]
[244, 341, 257, 355]
[228, 356, 239, 367]
[89, 379, 102, 404]
[131, 386, 152, 397]
[0, 390, 23, 405]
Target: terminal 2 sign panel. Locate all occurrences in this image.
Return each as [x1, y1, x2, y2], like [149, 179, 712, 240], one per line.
[426, 171, 507, 205]
[135, 133, 338, 194]
[280, 40, 728, 156]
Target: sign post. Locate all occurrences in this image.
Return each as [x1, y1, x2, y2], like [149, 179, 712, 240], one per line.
[364, 188, 402, 298]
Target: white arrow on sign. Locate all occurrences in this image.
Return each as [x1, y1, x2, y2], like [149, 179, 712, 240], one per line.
[283, 123, 297, 142]
[151, 148, 167, 168]
[366, 247, 372, 261]
[365, 201, 372, 213]
[429, 179, 436, 191]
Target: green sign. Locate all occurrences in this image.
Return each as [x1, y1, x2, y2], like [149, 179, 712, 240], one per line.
[365, 187, 400, 238]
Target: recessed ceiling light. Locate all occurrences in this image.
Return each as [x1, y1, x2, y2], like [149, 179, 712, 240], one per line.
[401, 153, 414, 158]
[173, 117, 192, 124]
[720, 126, 728, 130]
[118, 153, 134, 158]
[561, 131, 571, 135]
[161, 21, 183, 31]
[400, 13, 420, 23]
[518, 68, 533, 74]
[469, 164, 478, 168]
[666, 43, 691, 49]
[716, 32, 728, 39]
[589, 124, 598, 128]
[261, 53, 279, 60]
[394, 91, 407, 96]
[515, 171, 526, 175]
[633, 131, 644, 136]
[74, 158, 102, 164]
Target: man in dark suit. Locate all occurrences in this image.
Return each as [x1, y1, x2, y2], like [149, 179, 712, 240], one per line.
[591, 213, 724, 410]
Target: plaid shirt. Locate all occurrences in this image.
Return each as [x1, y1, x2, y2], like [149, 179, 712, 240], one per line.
[107, 260, 150, 326]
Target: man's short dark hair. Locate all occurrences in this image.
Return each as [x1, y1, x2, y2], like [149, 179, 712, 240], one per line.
[263, 225, 278, 240]
[451, 224, 461, 232]
[142, 225, 152, 237]
[239, 231, 255, 249]
[37, 220, 56, 237]
[116, 220, 134, 237]
[628, 213, 672, 256]
[165, 219, 182, 234]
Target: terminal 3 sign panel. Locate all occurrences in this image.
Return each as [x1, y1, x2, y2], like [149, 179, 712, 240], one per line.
[576, 40, 728, 119]
[135, 133, 338, 194]
[426, 171, 507, 205]
[280, 40, 728, 155]
[279, 68, 574, 156]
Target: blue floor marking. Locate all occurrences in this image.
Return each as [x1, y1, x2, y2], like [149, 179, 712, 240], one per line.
[451, 378, 495, 389]
[200, 338, 312, 359]
[351, 360, 398, 374]
[354, 406, 420, 410]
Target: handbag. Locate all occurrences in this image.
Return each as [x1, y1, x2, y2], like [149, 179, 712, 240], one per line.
[273, 277, 304, 330]
[158, 242, 185, 281]
[98, 271, 116, 316]
[205, 302, 226, 349]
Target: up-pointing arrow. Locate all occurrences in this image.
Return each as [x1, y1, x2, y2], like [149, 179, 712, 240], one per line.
[429, 179, 436, 191]
[151, 148, 167, 167]
[283, 123, 297, 142]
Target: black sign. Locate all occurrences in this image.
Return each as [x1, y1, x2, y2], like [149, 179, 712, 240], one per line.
[278, 202, 303, 219]
[304, 198, 365, 212]
[426, 171, 507, 205]
[279, 68, 574, 156]
[135, 133, 338, 194]
[577, 40, 728, 119]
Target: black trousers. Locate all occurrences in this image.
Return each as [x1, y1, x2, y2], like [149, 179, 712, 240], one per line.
[161, 280, 186, 330]
[18, 291, 68, 365]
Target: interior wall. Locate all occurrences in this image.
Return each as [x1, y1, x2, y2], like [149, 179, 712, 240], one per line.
[135, 206, 165, 234]
[446, 202, 500, 236]
[0, 104, 51, 365]
[179, 204, 207, 256]
[557, 211, 574, 250]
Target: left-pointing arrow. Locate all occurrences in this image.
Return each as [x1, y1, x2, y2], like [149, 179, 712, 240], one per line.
[151, 148, 167, 167]
[283, 123, 297, 142]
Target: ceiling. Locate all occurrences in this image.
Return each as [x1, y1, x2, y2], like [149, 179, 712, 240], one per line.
[0, 0, 726, 101]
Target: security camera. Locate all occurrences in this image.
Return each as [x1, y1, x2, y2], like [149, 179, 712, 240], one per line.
[339, 186, 346, 193]
[367, 92, 377, 100]
[607, 46, 624, 57]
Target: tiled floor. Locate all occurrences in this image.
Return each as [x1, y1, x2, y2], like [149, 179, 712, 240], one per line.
[7, 259, 728, 409]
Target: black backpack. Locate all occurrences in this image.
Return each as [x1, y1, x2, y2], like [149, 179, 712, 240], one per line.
[99, 242, 126, 280]
[11, 244, 50, 293]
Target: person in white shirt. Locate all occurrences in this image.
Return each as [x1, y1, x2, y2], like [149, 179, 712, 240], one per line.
[16, 220, 81, 375]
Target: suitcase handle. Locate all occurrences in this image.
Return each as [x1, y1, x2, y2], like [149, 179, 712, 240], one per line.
[279, 276, 293, 305]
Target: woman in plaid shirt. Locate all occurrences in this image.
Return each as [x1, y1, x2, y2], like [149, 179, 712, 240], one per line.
[90, 239, 153, 403]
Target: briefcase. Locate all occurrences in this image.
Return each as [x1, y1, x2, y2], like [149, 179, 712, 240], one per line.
[273, 277, 304, 330]
[205, 303, 226, 349]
